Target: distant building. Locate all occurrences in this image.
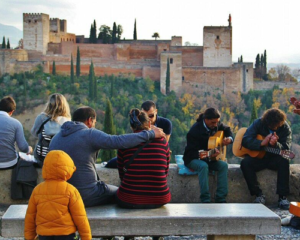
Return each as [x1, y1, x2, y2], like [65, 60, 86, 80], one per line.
[0, 13, 254, 94]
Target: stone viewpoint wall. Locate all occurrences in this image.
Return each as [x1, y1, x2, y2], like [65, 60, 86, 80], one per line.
[1, 164, 300, 205]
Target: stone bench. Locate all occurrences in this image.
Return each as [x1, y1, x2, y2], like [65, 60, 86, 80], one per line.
[1, 164, 300, 205]
[1, 203, 281, 239]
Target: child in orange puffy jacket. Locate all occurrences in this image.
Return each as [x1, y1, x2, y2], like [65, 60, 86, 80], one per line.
[24, 150, 91, 240]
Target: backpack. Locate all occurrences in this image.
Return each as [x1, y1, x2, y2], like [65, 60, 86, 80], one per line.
[35, 117, 52, 163]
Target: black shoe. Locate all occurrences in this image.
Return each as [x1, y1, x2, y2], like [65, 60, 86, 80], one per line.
[278, 197, 290, 210]
[253, 194, 266, 205]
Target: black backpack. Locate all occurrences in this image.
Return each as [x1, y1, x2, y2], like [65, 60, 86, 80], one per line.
[35, 117, 52, 162]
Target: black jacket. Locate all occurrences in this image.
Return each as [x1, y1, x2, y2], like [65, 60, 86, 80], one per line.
[242, 118, 292, 151]
[183, 115, 233, 166]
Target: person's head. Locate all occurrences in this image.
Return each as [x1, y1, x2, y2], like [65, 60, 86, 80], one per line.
[44, 93, 71, 121]
[141, 100, 157, 125]
[197, 108, 221, 130]
[262, 108, 286, 131]
[0, 96, 16, 115]
[129, 108, 151, 132]
[72, 106, 96, 128]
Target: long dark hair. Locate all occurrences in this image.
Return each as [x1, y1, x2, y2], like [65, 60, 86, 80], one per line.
[262, 108, 286, 129]
[197, 108, 221, 122]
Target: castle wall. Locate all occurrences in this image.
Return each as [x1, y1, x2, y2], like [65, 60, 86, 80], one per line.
[50, 18, 60, 33]
[0, 49, 29, 75]
[182, 65, 251, 93]
[171, 46, 203, 67]
[129, 44, 157, 60]
[49, 32, 76, 44]
[203, 26, 232, 67]
[23, 13, 50, 55]
[60, 20, 67, 33]
[142, 66, 160, 81]
[157, 43, 170, 60]
[171, 36, 182, 46]
[160, 52, 182, 94]
[115, 44, 130, 61]
[254, 81, 300, 91]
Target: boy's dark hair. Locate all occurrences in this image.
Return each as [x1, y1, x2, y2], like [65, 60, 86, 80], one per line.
[141, 100, 156, 111]
[72, 107, 96, 122]
[262, 108, 286, 129]
[197, 108, 221, 122]
[0, 96, 16, 113]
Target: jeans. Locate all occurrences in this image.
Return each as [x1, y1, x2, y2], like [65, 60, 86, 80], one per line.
[188, 159, 228, 203]
[240, 154, 290, 196]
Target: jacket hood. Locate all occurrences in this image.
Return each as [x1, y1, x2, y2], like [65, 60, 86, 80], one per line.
[61, 121, 87, 137]
[42, 150, 76, 181]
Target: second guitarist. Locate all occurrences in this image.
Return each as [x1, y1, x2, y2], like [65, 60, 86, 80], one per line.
[240, 108, 292, 210]
[183, 108, 233, 203]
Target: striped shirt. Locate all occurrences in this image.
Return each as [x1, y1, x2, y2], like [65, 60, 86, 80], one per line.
[117, 137, 171, 206]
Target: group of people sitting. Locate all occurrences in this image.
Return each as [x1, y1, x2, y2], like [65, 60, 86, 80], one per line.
[0, 93, 296, 240]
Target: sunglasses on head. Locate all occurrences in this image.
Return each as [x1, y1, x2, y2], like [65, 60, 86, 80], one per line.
[148, 114, 155, 118]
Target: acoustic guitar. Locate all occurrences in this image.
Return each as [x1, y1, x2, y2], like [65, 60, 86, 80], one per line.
[199, 131, 227, 161]
[232, 128, 295, 161]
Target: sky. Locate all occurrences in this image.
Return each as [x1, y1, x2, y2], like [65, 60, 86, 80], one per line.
[0, 0, 299, 64]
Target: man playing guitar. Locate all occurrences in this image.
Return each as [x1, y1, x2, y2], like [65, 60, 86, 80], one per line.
[240, 108, 292, 209]
[183, 108, 233, 203]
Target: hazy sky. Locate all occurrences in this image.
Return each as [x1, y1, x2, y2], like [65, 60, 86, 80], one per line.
[0, 0, 299, 64]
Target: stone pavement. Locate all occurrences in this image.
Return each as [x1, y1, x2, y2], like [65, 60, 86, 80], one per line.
[0, 205, 299, 240]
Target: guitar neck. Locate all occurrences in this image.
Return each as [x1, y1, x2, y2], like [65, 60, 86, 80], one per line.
[263, 147, 281, 155]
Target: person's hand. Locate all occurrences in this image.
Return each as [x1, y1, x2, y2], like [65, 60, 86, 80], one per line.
[261, 134, 272, 146]
[210, 148, 220, 158]
[27, 146, 33, 155]
[269, 133, 279, 146]
[222, 137, 232, 146]
[152, 126, 166, 139]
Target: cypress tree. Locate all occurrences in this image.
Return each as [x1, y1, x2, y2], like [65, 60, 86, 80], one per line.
[88, 61, 95, 100]
[166, 57, 170, 94]
[2, 36, 6, 48]
[110, 75, 114, 98]
[89, 24, 93, 43]
[101, 99, 117, 162]
[76, 47, 80, 77]
[112, 22, 117, 44]
[94, 76, 97, 101]
[241, 55, 243, 63]
[260, 54, 264, 76]
[255, 54, 261, 78]
[264, 50, 267, 74]
[133, 19, 137, 40]
[52, 61, 56, 75]
[7, 38, 10, 49]
[249, 100, 258, 126]
[93, 20, 97, 43]
[70, 54, 74, 83]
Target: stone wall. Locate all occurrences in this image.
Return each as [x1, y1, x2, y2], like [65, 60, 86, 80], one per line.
[203, 26, 232, 67]
[142, 66, 160, 81]
[182, 64, 253, 93]
[254, 81, 300, 91]
[171, 46, 203, 67]
[1, 164, 300, 205]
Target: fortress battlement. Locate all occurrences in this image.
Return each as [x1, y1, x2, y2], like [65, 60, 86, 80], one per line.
[50, 18, 60, 21]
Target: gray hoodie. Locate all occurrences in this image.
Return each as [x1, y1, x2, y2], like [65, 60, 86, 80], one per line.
[49, 121, 155, 201]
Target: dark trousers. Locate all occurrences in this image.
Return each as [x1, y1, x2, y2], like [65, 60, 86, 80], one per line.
[39, 233, 76, 240]
[116, 195, 163, 209]
[240, 154, 290, 196]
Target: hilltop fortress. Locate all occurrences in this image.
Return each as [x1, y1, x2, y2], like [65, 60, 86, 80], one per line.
[0, 13, 254, 94]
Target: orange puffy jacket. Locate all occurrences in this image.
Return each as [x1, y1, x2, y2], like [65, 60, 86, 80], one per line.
[24, 150, 92, 240]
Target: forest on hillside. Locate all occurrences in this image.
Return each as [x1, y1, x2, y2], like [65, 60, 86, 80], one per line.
[1, 66, 300, 163]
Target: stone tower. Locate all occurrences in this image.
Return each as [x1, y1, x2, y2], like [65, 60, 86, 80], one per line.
[23, 13, 50, 54]
[160, 52, 182, 95]
[203, 15, 232, 67]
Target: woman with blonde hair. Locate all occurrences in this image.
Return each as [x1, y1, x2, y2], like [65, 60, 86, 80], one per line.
[31, 93, 71, 165]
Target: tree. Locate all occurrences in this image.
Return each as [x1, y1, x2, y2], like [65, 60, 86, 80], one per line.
[260, 54, 265, 75]
[152, 32, 160, 40]
[249, 100, 258, 125]
[276, 64, 291, 81]
[7, 38, 10, 49]
[76, 47, 80, 77]
[70, 54, 74, 83]
[99, 25, 112, 44]
[89, 24, 93, 43]
[255, 54, 261, 79]
[101, 99, 117, 161]
[263, 50, 267, 74]
[89, 61, 95, 100]
[133, 19, 137, 40]
[112, 22, 117, 44]
[2, 36, 6, 49]
[52, 61, 56, 75]
[240, 55, 243, 63]
[166, 57, 170, 94]
[93, 20, 97, 43]
[117, 24, 123, 41]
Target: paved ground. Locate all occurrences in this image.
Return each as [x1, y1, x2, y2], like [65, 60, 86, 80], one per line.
[1, 204, 299, 240]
